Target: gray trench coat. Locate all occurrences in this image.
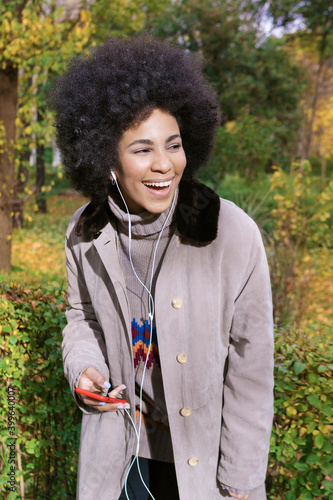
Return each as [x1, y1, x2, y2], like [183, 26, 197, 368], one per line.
[62, 179, 274, 500]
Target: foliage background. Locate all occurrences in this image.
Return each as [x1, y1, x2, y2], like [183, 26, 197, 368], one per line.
[1, 0, 333, 498]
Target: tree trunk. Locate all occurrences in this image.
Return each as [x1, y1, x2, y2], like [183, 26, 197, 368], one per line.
[301, 32, 328, 161]
[36, 110, 47, 213]
[36, 144, 47, 213]
[0, 65, 18, 272]
[12, 147, 31, 228]
[301, 57, 325, 161]
[321, 155, 326, 190]
[17, 142, 30, 193]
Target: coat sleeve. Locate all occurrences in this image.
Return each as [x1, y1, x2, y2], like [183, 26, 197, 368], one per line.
[62, 220, 110, 414]
[217, 223, 274, 491]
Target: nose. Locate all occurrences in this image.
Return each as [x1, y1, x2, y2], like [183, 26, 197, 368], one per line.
[151, 149, 172, 172]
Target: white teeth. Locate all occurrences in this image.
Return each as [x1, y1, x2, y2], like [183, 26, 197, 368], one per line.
[143, 180, 172, 187]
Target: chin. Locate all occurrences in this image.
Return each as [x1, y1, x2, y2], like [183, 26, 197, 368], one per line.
[147, 197, 176, 214]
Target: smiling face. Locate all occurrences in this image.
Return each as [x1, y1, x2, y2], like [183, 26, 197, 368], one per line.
[114, 109, 187, 214]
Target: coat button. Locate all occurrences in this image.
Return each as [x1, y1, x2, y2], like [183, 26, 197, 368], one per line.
[180, 408, 192, 417]
[171, 299, 182, 309]
[188, 458, 199, 467]
[177, 354, 188, 364]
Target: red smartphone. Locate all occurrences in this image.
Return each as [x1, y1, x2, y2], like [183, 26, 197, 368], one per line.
[75, 387, 128, 405]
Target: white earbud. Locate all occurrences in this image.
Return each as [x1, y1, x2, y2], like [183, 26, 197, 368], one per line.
[110, 169, 117, 182]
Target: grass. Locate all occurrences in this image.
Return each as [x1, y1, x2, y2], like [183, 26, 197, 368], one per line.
[0, 192, 87, 287]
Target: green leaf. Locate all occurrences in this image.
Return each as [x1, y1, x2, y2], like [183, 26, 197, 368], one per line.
[285, 491, 297, 500]
[306, 454, 320, 465]
[306, 422, 317, 434]
[293, 361, 306, 375]
[317, 365, 327, 373]
[294, 462, 310, 471]
[322, 405, 332, 418]
[277, 365, 290, 374]
[323, 481, 333, 494]
[301, 492, 313, 500]
[307, 395, 321, 409]
[308, 470, 319, 485]
[8, 335, 18, 345]
[314, 433, 325, 449]
[308, 372, 319, 384]
[322, 440, 333, 452]
[323, 463, 333, 476]
[26, 441, 36, 454]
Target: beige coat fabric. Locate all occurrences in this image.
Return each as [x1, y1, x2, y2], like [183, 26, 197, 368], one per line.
[63, 181, 274, 500]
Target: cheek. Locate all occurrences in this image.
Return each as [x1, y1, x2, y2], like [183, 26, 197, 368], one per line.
[178, 152, 187, 173]
[120, 160, 145, 183]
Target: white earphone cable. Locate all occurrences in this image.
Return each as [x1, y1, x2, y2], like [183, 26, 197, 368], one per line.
[113, 173, 177, 499]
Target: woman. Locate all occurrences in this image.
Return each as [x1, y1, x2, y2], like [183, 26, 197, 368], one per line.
[50, 35, 274, 500]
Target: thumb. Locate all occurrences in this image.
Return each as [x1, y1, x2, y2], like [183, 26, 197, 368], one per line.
[81, 366, 111, 391]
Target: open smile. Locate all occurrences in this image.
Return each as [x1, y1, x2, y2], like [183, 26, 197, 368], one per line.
[142, 178, 173, 191]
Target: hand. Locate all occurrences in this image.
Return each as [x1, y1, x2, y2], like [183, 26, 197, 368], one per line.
[78, 366, 130, 412]
[228, 492, 250, 500]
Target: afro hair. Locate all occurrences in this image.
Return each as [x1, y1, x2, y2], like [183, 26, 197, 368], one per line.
[49, 34, 220, 204]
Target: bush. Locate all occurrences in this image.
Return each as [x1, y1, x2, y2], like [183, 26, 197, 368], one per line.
[268, 328, 333, 500]
[0, 283, 81, 499]
[198, 114, 289, 189]
[267, 160, 333, 326]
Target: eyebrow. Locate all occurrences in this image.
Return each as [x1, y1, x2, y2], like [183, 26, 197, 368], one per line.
[127, 134, 181, 148]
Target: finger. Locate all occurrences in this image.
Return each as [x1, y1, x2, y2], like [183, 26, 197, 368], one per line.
[79, 366, 111, 392]
[97, 401, 131, 412]
[107, 384, 130, 410]
[80, 396, 130, 412]
[79, 382, 129, 411]
[108, 384, 127, 398]
[228, 493, 250, 500]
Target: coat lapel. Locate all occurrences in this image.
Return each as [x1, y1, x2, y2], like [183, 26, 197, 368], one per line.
[92, 224, 132, 344]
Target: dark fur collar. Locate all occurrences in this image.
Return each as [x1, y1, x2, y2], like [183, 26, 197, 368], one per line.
[75, 178, 220, 244]
[176, 178, 220, 243]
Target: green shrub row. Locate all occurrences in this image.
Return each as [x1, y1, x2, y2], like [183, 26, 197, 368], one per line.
[0, 283, 80, 500]
[268, 328, 333, 500]
[0, 283, 332, 499]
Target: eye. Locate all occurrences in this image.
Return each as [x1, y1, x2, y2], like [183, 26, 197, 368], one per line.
[168, 143, 182, 151]
[134, 147, 151, 154]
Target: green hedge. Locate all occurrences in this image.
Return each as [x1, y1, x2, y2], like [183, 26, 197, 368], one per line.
[1, 283, 332, 499]
[268, 328, 333, 500]
[0, 283, 80, 500]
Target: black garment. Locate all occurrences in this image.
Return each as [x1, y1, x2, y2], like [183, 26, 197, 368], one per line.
[118, 458, 179, 500]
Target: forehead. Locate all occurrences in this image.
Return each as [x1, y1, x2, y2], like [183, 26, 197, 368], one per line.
[120, 109, 180, 146]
